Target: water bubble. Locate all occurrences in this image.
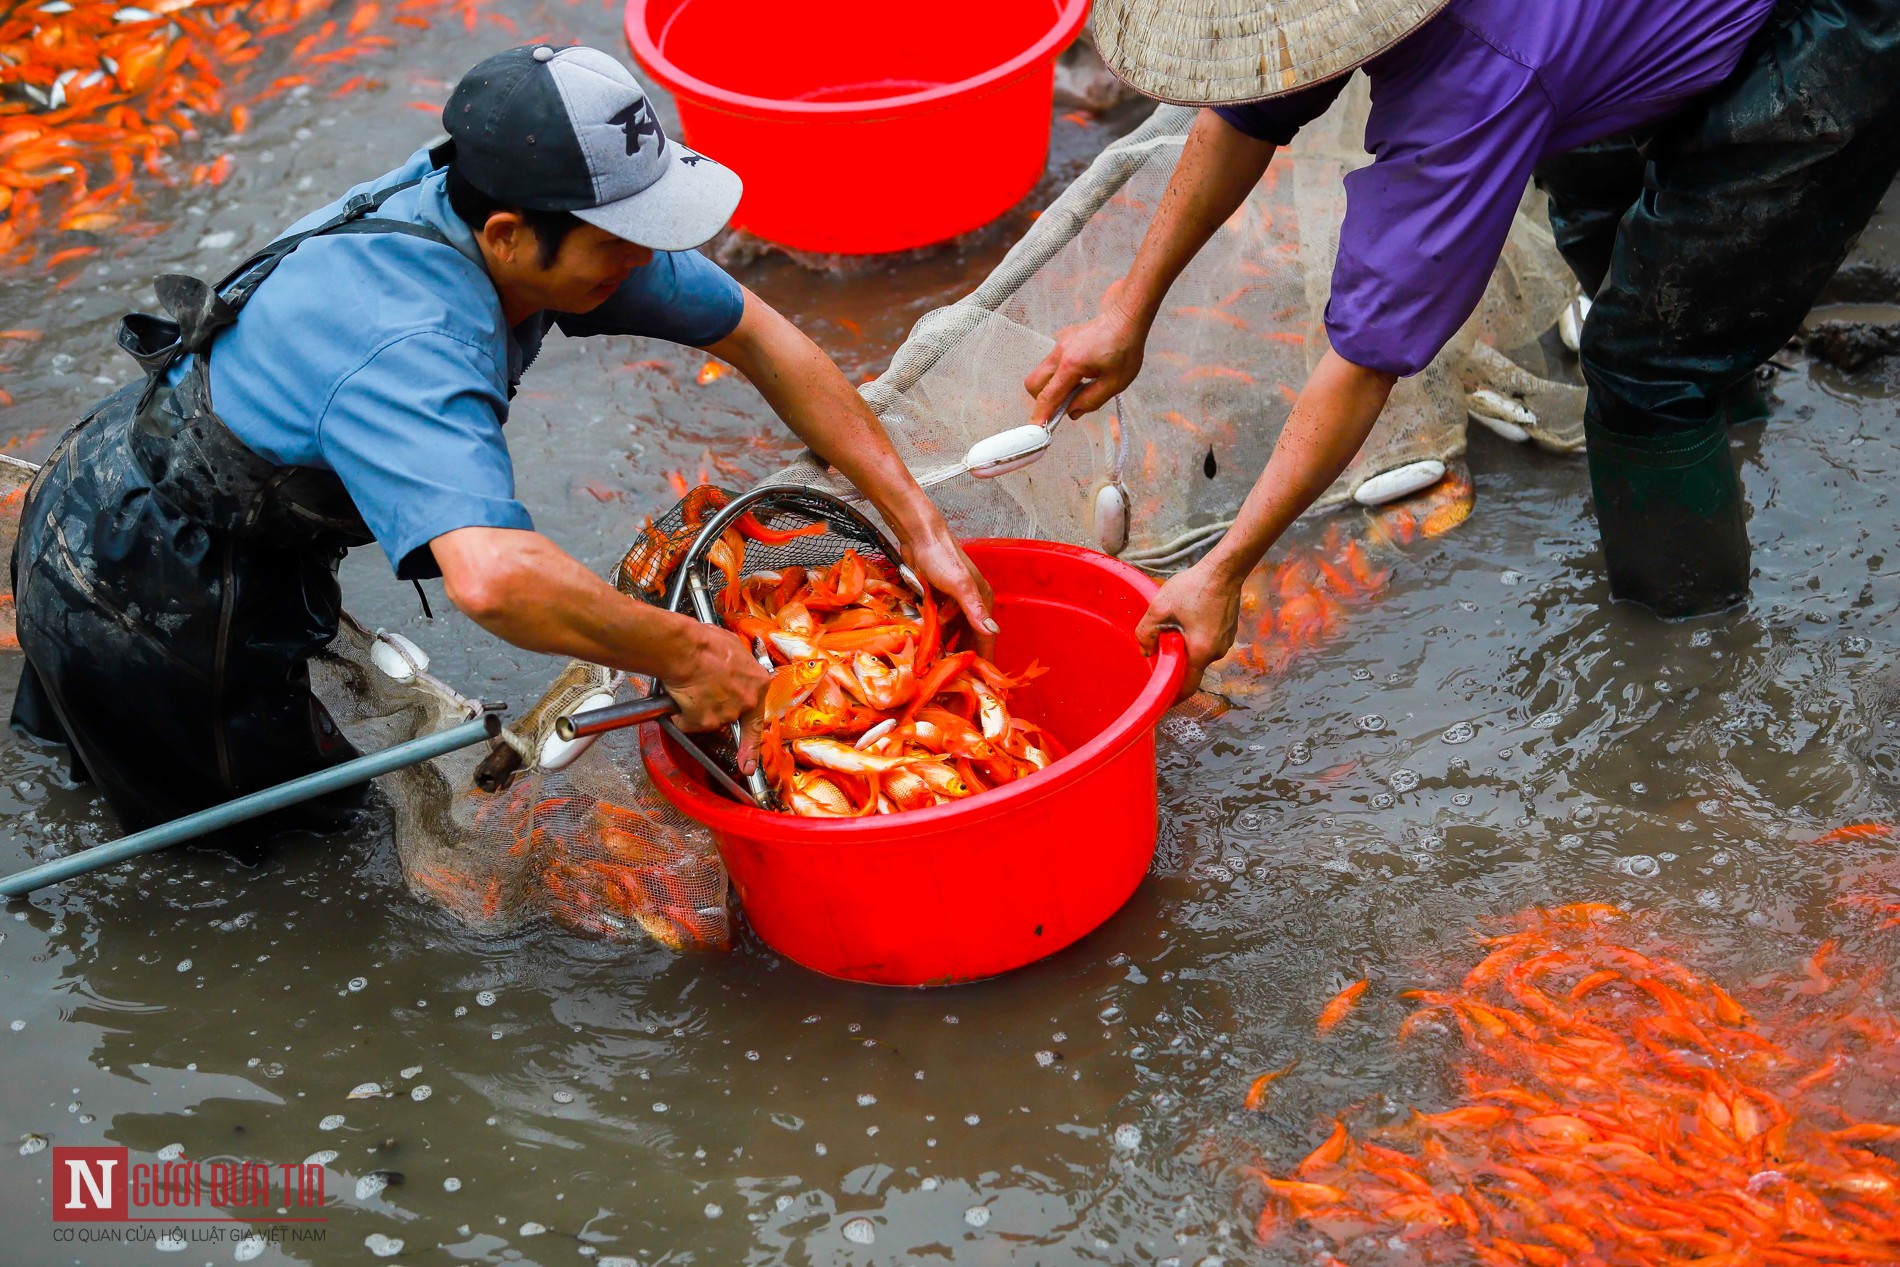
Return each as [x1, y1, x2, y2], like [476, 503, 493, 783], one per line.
[453, 1006, 467, 1018]
[347, 1082, 385, 1100]
[1113, 1124, 1143, 1151]
[355, 1173, 390, 1201]
[1035, 1050, 1056, 1067]
[1098, 1005, 1122, 1022]
[1356, 714, 1386, 732]
[77, 1114, 93, 1125]
[443, 1177, 461, 1192]
[1389, 769, 1420, 793]
[1370, 793, 1394, 809]
[475, 990, 496, 1007]
[176, 959, 193, 973]
[943, 1014, 959, 1025]
[410, 1085, 432, 1102]
[1452, 793, 1473, 807]
[1559, 834, 1583, 850]
[302, 1150, 337, 1166]
[704, 1203, 723, 1218]
[155, 1231, 187, 1252]
[1499, 570, 1522, 586]
[1845, 635, 1870, 654]
[775, 1194, 795, 1211]
[965, 1206, 991, 1228]
[400, 1066, 422, 1080]
[7, 1020, 21, 1032]
[745, 1050, 760, 1061]
[1288, 741, 1312, 764]
[652, 1103, 668, 1113]
[234, 1233, 267, 1261]
[364, 1235, 403, 1258]
[318, 1114, 345, 1131]
[856, 1094, 876, 1107]
[964, 1114, 981, 1126]
[842, 1217, 876, 1245]
[1352, 668, 1372, 681]
[346, 977, 367, 993]
[1530, 712, 1562, 729]
[1618, 855, 1661, 879]
[552, 1091, 575, 1105]
[519, 1221, 547, 1236]
[1441, 722, 1475, 744]
[1691, 629, 1713, 648]
[18, 1133, 47, 1156]
[156, 1143, 184, 1161]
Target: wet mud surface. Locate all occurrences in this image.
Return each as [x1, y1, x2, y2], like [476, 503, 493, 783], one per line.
[2, 7, 1900, 1263]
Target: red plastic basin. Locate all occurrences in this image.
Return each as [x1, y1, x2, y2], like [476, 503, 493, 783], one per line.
[625, 0, 1090, 254]
[641, 539, 1185, 985]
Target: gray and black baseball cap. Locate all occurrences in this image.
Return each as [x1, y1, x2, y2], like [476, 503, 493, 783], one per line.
[442, 44, 742, 252]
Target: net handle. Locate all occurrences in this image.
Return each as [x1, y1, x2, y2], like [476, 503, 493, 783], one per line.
[657, 485, 916, 811]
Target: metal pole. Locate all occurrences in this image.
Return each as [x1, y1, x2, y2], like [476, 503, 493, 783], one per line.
[553, 692, 678, 741]
[0, 714, 503, 899]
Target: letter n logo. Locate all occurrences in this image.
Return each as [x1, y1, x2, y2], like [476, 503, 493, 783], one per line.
[52, 1146, 128, 1221]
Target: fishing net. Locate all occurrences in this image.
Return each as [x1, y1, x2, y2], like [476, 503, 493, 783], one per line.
[308, 611, 734, 950]
[765, 86, 1584, 566]
[336, 87, 1588, 948]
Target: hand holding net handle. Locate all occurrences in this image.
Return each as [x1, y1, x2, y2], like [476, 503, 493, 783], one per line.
[554, 693, 679, 742]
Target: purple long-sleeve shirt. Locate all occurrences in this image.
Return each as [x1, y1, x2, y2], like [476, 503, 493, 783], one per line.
[1215, 0, 1778, 376]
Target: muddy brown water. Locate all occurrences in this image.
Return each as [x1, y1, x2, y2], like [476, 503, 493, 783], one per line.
[4, 7, 1900, 1265]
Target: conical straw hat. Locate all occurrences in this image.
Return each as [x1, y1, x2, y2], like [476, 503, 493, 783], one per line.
[1091, 0, 1453, 104]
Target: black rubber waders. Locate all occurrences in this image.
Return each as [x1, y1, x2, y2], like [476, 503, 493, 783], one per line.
[1584, 417, 1750, 619]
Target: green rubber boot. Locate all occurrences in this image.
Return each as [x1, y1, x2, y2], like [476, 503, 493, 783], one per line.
[1584, 416, 1750, 619]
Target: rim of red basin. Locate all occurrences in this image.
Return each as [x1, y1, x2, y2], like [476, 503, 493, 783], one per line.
[641, 537, 1185, 841]
[625, 0, 1093, 118]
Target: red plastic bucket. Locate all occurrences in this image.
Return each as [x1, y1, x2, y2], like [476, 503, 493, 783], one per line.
[625, 0, 1091, 254]
[641, 539, 1185, 985]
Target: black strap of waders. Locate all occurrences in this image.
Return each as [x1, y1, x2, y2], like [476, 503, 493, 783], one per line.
[126, 159, 469, 418]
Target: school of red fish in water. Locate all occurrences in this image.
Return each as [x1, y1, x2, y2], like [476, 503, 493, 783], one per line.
[1210, 463, 1475, 693]
[0, 0, 521, 266]
[1234, 899, 1900, 1267]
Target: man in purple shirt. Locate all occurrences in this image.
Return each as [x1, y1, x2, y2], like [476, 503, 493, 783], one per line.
[1031, 0, 1900, 692]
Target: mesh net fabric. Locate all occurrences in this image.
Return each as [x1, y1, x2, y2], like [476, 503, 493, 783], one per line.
[341, 90, 1582, 949]
[765, 91, 1582, 559]
[311, 607, 733, 952]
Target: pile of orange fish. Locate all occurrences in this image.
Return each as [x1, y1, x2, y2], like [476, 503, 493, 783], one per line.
[0, 0, 502, 261]
[1245, 903, 1900, 1266]
[1214, 466, 1474, 690]
[721, 548, 1060, 818]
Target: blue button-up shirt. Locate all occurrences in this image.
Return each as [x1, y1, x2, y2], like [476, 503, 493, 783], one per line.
[182, 147, 745, 578]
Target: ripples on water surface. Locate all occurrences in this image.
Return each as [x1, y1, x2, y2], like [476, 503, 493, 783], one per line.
[2, 7, 1899, 1261]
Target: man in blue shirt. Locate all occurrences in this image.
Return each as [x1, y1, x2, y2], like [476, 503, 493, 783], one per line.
[10, 45, 993, 832]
